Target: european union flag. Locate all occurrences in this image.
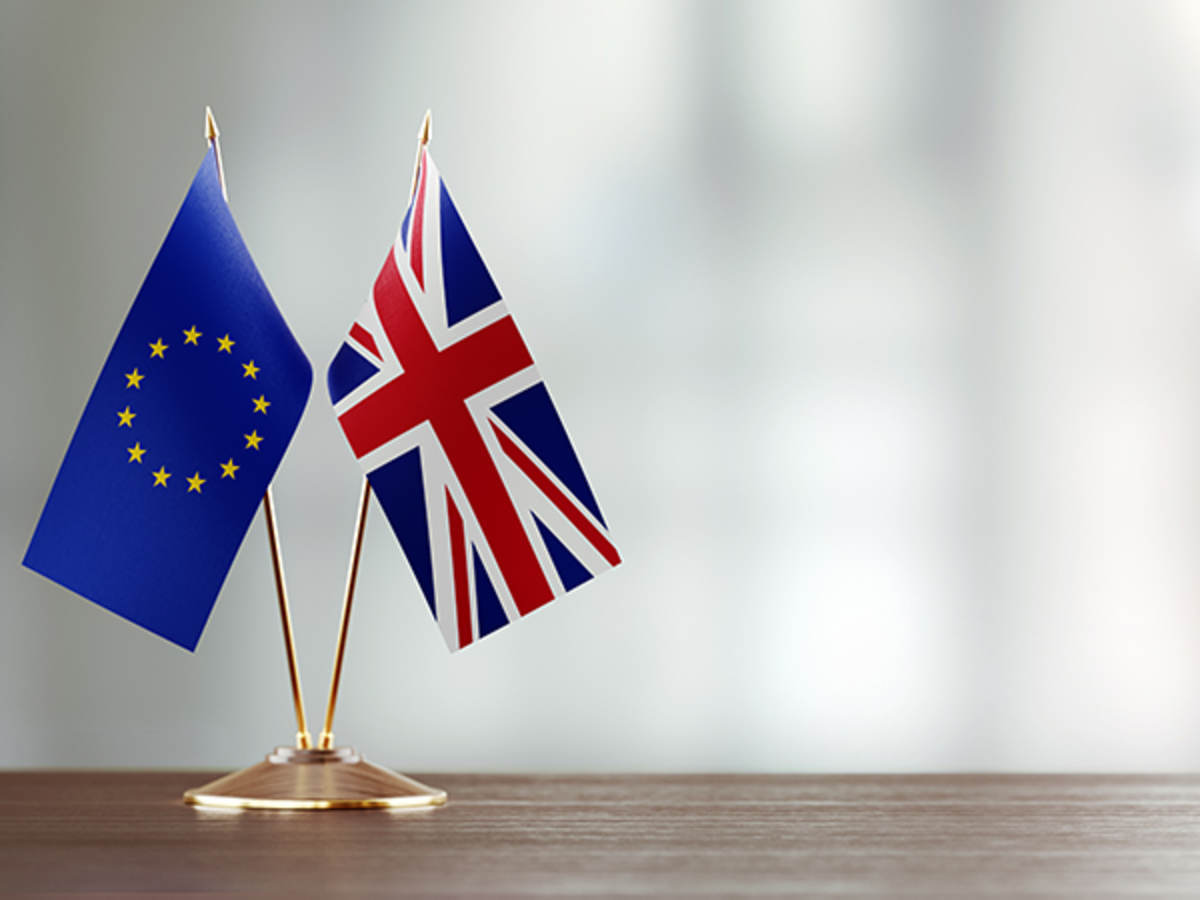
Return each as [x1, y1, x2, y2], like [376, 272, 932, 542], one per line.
[23, 147, 312, 650]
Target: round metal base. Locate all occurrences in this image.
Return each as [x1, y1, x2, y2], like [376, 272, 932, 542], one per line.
[183, 746, 448, 810]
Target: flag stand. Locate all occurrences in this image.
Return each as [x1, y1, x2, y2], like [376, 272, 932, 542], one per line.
[183, 108, 445, 810]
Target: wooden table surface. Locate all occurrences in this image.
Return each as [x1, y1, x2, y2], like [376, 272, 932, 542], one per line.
[4, 772, 1200, 896]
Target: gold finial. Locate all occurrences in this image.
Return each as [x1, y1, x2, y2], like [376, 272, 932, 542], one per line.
[409, 109, 432, 200]
[204, 106, 228, 200]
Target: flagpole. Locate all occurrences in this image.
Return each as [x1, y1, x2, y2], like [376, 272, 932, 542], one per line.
[206, 106, 312, 751]
[318, 109, 431, 751]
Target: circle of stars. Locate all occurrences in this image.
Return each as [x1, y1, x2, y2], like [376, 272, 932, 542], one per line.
[117, 324, 270, 493]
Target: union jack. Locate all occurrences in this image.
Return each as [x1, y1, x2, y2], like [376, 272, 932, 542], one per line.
[328, 147, 620, 650]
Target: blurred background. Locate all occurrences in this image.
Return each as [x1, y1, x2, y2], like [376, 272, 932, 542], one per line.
[5, 0, 1200, 771]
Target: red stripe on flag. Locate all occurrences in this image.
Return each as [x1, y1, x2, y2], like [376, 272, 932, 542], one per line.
[434, 406, 553, 616]
[349, 323, 381, 360]
[492, 423, 622, 568]
[337, 252, 554, 617]
[446, 489, 473, 649]
[410, 149, 428, 290]
[338, 256, 536, 459]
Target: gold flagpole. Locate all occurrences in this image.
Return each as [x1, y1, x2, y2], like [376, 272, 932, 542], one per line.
[205, 106, 312, 750]
[317, 109, 431, 751]
[262, 489, 313, 749]
[317, 477, 370, 749]
[185, 107, 444, 809]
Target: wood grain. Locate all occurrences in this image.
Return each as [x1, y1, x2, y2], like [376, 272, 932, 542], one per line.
[3, 773, 1200, 895]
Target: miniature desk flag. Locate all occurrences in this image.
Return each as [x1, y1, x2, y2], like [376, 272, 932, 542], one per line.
[23, 147, 313, 651]
[327, 147, 620, 650]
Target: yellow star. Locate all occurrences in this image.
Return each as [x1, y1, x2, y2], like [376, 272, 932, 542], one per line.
[148, 338, 168, 358]
[242, 360, 260, 379]
[183, 325, 202, 345]
[217, 334, 235, 353]
[126, 442, 146, 463]
[152, 466, 171, 487]
[117, 406, 136, 427]
[186, 471, 206, 493]
[252, 394, 270, 414]
[124, 368, 145, 389]
[244, 430, 263, 450]
[220, 457, 240, 479]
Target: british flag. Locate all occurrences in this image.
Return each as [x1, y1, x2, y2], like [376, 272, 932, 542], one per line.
[328, 147, 620, 651]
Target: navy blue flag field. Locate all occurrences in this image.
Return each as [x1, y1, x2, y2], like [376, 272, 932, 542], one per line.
[23, 147, 312, 651]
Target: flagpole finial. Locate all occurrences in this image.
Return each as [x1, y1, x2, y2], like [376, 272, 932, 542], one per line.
[204, 106, 228, 201]
[408, 110, 432, 201]
[205, 106, 220, 142]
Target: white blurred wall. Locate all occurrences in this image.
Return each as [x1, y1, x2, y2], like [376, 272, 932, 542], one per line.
[4, 0, 1200, 770]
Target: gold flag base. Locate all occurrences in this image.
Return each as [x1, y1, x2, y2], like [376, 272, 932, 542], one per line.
[183, 746, 448, 810]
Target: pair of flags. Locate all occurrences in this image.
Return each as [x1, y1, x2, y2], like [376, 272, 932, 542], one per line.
[23, 127, 620, 652]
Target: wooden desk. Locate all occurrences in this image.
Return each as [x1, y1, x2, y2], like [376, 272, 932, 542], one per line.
[3, 773, 1200, 895]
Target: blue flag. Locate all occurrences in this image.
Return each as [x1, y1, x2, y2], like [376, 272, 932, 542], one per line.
[23, 147, 312, 650]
